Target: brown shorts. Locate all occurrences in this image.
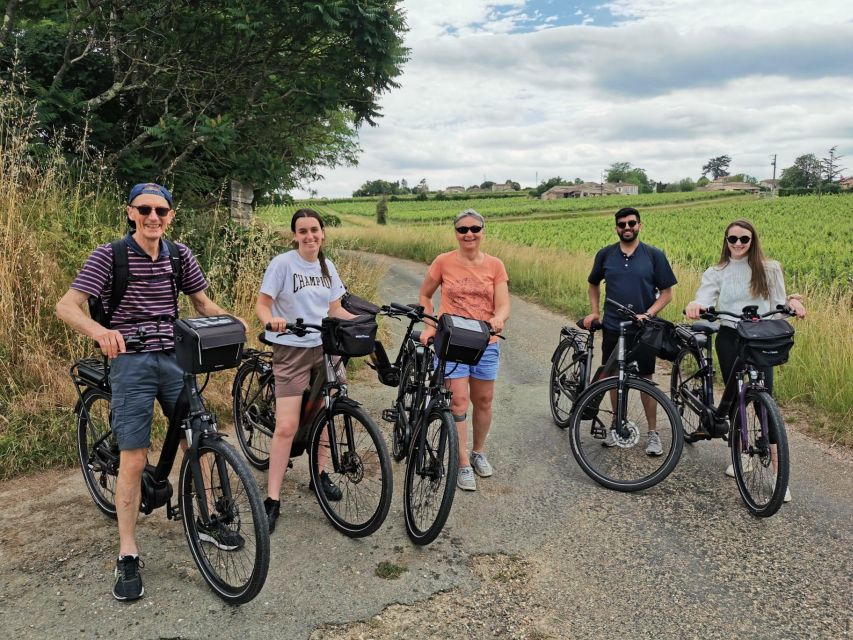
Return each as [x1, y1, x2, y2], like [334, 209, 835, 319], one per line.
[271, 344, 346, 398]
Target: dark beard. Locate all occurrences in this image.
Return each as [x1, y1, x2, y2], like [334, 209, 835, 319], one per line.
[619, 229, 638, 243]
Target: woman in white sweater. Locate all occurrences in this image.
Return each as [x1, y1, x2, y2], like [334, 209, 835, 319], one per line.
[685, 219, 806, 495]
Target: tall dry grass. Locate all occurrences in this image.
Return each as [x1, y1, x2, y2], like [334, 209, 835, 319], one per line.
[334, 221, 852, 444]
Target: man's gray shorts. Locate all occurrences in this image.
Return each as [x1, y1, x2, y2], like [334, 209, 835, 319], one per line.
[109, 350, 184, 450]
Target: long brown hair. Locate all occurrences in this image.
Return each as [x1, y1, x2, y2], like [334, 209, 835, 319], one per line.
[717, 219, 770, 299]
[290, 208, 330, 279]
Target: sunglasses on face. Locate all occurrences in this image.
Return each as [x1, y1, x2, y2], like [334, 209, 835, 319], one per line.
[616, 220, 638, 229]
[132, 205, 171, 217]
[727, 235, 752, 245]
[455, 225, 483, 234]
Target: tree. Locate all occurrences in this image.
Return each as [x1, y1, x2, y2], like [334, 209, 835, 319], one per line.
[376, 196, 388, 225]
[510, 181, 521, 190]
[353, 179, 400, 197]
[821, 146, 845, 184]
[1, 1, 408, 197]
[702, 156, 732, 179]
[779, 154, 822, 193]
[697, 176, 710, 187]
[530, 176, 566, 197]
[678, 177, 696, 192]
[417, 178, 429, 193]
[606, 162, 653, 193]
[480, 180, 495, 190]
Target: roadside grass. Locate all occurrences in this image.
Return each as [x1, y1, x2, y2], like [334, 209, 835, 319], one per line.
[375, 561, 408, 580]
[332, 221, 852, 444]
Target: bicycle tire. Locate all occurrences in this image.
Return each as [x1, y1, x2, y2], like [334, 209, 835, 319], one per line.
[549, 337, 587, 429]
[670, 348, 706, 443]
[76, 387, 119, 518]
[308, 402, 393, 538]
[393, 355, 418, 462]
[731, 389, 789, 517]
[569, 376, 684, 492]
[232, 362, 275, 470]
[403, 408, 459, 546]
[179, 436, 270, 604]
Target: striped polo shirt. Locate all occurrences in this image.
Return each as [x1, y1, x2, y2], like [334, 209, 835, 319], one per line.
[71, 234, 207, 351]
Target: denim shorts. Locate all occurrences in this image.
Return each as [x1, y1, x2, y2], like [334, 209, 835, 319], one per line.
[109, 350, 184, 450]
[441, 341, 501, 381]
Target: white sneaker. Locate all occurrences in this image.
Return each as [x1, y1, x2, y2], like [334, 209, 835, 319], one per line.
[772, 475, 792, 503]
[725, 455, 753, 478]
[645, 431, 663, 456]
[457, 466, 476, 491]
[469, 451, 493, 477]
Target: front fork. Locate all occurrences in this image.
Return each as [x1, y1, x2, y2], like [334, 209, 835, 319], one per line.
[736, 371, 768, 455]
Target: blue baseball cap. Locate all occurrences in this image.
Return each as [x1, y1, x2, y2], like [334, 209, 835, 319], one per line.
[127, 183, 173, 208]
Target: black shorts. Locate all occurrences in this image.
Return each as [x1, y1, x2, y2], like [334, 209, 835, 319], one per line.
[601, 330, 656, 376]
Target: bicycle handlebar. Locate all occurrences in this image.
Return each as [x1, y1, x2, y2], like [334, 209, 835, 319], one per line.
[264, 319, 318, 338]
[124, 329, 173, 352]
[699, 305, 796, 322]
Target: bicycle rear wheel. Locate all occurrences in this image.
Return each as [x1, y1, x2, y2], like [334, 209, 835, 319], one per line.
[670, 348, 706, 443]
[309, 402, 393, 538]
[569, 377, 684, 491]
[179, 437, 270, 604]
[549, 337, 586, 429]
[232, 363, 274, 469]
[76, 388, 119, 518]
[731, 389, 789, 517]
[403, 408, 459, 545]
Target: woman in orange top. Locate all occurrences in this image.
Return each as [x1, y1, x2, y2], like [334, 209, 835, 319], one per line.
[418, 209, 510, 492]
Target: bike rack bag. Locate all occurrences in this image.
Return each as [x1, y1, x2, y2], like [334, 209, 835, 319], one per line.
[736, 319, 794, 368]
[434, 314, 491, 365]
[321, 314, 378, 357]
[174, 315, 246, 374]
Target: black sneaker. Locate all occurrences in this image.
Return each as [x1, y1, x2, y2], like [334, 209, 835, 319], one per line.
[309, 471, 343, 502]
[112, 555, 144, 601]
[197, 518, 245, 551]
[264, 497, 280, 534]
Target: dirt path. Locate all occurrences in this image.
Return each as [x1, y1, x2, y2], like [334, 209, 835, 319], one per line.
[1, 253, 850, 640]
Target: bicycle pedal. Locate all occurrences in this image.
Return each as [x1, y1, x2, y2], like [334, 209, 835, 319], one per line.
[381, 408, 398, 423]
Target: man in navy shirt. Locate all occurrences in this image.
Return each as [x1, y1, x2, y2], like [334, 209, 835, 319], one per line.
[583, 207, 677, 455]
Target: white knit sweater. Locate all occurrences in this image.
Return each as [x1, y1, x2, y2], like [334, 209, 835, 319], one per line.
[691, 257, 787, 327]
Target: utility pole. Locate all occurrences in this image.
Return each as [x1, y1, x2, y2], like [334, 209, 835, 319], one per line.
[770, 154, 777, 197]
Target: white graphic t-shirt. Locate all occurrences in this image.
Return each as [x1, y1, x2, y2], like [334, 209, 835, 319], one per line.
[260, 250, 346, 347]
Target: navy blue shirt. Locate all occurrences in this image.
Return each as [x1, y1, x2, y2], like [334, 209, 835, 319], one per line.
[588, 242, 677, 332]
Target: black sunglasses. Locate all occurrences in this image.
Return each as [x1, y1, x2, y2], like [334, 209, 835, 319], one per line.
[727, 235, 752, 245]
[455, 225, 483, 234]
[132, 205, 171, 217]
[616, 220, 638, 229]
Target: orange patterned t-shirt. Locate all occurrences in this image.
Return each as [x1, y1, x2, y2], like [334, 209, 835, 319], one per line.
[428, 251, 509, 341]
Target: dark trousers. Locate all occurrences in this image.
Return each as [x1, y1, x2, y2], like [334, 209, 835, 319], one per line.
[716, 326, 774, 394]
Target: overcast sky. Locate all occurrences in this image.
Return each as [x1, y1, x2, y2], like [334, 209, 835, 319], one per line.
[293, 0, 853, 198]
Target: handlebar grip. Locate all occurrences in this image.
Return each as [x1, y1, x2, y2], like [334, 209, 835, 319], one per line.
[390, 302, 413, 313]
[264, 322, 272, 331]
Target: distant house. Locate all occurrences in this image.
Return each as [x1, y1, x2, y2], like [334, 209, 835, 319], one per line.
[697, 179, 759, 194]
[839, 177, 853, 190]
[542, 182, 617, 200]
[759, 179, 779, 191]
[445, 185, 465, 193]
[491, 180, 515, 192]
[607, 181, 639, 196]
[466, 186, 486, 193]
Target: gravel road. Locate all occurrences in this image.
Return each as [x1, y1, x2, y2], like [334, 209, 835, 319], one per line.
[1, 252, 850, 640]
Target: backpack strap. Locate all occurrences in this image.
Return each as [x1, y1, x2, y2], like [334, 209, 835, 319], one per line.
[163, 238, 183, 320]
[105, 238, 130, 328]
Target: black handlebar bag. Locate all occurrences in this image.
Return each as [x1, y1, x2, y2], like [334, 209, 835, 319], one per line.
[340, 291, 381, 317]
[736, 319, 794, 368]
[636, 317, 681, 362]
[321, 315, 378, 357]
[433, 314, 491, 365]
[174, 315, 246, 374]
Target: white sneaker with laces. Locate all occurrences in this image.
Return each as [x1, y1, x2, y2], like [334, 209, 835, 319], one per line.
[645, 431, 663, 456]
[469, 451, 493, 477]
[457, 466, 477, 491]
[726, 455, 754, 478]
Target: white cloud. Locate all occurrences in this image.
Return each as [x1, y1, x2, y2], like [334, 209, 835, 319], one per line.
[293, 0, 853, 197]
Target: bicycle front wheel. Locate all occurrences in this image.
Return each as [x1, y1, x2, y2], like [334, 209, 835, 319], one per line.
[731, 389, 789, 517]
[569, 377, 684, 491]
[670, 348, 706, 443]
[179, 437, 270, 604]
[403, 408, 459, 546]
[232, 363, 274, 469]
[549, 337, 586, 429]
[309, 402, 393, 538]
[393, 355, 419, 462]
[76, 387, 119, 518]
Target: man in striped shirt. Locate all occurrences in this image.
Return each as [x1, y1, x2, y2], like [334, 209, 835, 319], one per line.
[56, 183, 245, 601]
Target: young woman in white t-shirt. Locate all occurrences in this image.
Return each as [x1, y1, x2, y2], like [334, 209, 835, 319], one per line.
[685, 219, 805, 498]
[254, 209, 355, 533]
